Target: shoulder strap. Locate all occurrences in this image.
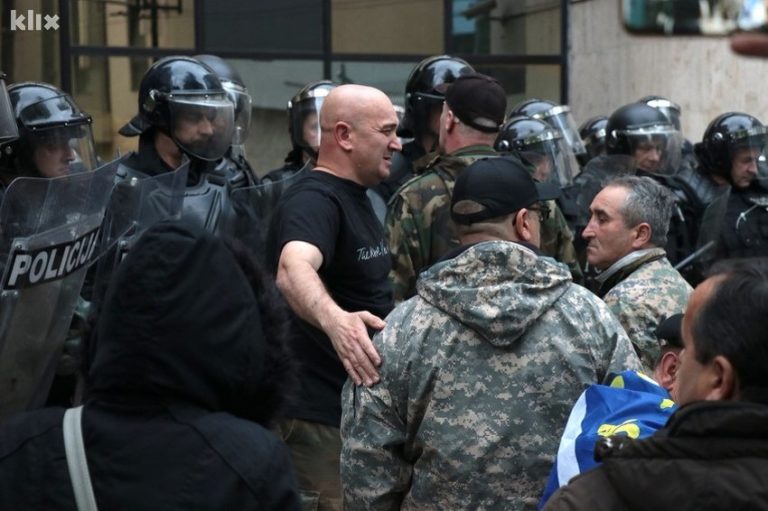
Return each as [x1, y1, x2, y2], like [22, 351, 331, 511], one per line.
[63, 406, 99, 511]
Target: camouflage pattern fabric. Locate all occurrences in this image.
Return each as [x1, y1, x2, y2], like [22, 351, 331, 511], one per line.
[386, 146, 582, 301]
[341, 240, 642, 511]
[600, 247, 692, 371]
[385, 145, 497, 302]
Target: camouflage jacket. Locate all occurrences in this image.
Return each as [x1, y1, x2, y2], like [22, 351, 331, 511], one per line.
[386, 146, 581, 302]
[598, 247, 692, 371]
[385, 144, 497, 302]
[341, 241, 641, 511]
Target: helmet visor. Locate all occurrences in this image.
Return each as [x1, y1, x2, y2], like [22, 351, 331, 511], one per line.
[224, 84, 252, 145]
[27, 124, 97, 178]
[621, 126, 683, 175]
[0, 76, 18, 144]
[729, 127, 768, 185]
[290, 96, 325, 155]
[168, 94, 235, 161]
[519, 132, 579, 187]
[538, 106, 587, 156]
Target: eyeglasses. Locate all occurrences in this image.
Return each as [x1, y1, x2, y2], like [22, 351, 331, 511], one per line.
[527, 203, 551, 222]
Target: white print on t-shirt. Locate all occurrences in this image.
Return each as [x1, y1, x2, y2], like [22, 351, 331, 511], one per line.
[356, 241, 389, 261]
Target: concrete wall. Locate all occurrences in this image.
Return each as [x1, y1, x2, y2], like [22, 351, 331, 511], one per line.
[569, 0, 768, 143]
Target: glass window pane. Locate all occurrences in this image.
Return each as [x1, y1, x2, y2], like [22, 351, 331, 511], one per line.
[69, 0, 194, 48]
[332, 0, 443, 55]
[203, 0, 322, 53]
[2, 0, 61, 85]
[471, 63, 562, 113]
[451, 0, 562, 55]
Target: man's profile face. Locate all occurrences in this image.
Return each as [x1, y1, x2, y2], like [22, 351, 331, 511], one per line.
[730, 147, 760, 189]
[174, 106, 216, 146]
[351, 98, 402, 186]
[674, 277, 719, 406]
[633, 139, 664, 172]
[32, 140, 76, 178]
[302, 111, 320, 153]
[582, 185, 637, 270]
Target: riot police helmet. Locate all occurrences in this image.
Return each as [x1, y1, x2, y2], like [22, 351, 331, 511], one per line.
[399, 55, 474, 139]
[509, 98, 587, 158]
[122, 56, 235, 162]
[195, 54, 252, 145]
[578, 115, 608, 167]
[287, 80, 338, 160]
[495, 115, 578, 187]
[606, 102, 682, 174]
[696, 112, 768, 184]
[0, 82, 97, 180]
[639, 95, 682, 131]
[0, 72, 19, 146]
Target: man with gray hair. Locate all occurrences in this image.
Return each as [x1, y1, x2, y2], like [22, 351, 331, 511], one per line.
[583, 176, 692, 370]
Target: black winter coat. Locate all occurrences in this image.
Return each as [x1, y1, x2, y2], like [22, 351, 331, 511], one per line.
[543, 400, 768, 511]
[0, 220, 301, 510]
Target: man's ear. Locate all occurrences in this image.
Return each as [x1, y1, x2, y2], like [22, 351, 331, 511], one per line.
[335, 122, 354, 151]
[655, 350, 680, 393]
[514, 209, 533, 242]
[631, 222, 652, 249]
[706, 355, 739, 401]
[444, 108, 457, 134]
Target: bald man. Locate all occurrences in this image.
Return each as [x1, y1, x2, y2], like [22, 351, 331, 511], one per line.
[266, 85, 402, 511]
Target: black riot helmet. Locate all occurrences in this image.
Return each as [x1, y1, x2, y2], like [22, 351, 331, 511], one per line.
[0, 72, 19, 145]
[120, 56, 235, 162]
[639, 95, 682, 131]
[195, 54, 252, 146]
[399, 55, 474, 140]
[695, 112, 768, 183]
[0, 82, 97, 180]
[577, 115, 608, 167]
[509, 98, 587, 158]
[287, 80, 338, 160]
[495, 115, 578, 187]
[606, 102, 683, 174]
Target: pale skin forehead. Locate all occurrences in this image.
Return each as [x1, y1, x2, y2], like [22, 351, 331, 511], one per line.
[319, 84, 397, 128]
[589, 185, 629, 217]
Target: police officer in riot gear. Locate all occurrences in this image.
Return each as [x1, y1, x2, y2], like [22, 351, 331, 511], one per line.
[0, 72, 19, 149]
[118, 56, 255, 234]
[372, 55, 474, 201]
[696, 112, 768, 260]
[0, 82, 97, 189]
[263, 80, 337, 184]
[639, 94, 697, 171]
[508, 98, 588, 166]
[194, 54, 255, 176]
[577, 115, 608, 169]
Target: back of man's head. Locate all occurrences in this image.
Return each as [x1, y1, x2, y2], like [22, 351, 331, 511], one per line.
[451, 156, 559, 245]
[687, 258, 768, 404]
[439, 73, 506, 153]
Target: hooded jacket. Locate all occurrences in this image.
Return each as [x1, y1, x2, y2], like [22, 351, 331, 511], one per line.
[542, 400, 768, 511]
[0, 220, 300, 510]
[341, 240, 641, 511]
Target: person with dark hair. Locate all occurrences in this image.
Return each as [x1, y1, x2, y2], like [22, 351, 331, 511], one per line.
[543, 258, 768, 511]
[0, 219, 301, 509]
[343, 156, 641, 510]
[584, 176, 692, 370]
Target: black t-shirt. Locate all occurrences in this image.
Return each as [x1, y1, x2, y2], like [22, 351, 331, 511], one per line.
[267, 170, 393, 427]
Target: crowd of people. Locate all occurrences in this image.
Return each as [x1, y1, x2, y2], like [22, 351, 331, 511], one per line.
[0, 44, 767, 510]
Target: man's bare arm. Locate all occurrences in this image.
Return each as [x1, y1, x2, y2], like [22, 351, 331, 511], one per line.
[276, 240, 384, 386]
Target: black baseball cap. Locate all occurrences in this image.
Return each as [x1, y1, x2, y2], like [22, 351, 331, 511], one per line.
[437, 72, 506, 133]
[655, 313, 684, 349]
[451, 156, 561, 225]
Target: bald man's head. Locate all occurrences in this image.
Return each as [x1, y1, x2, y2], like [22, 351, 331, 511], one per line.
[315, 84, 401, 186]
